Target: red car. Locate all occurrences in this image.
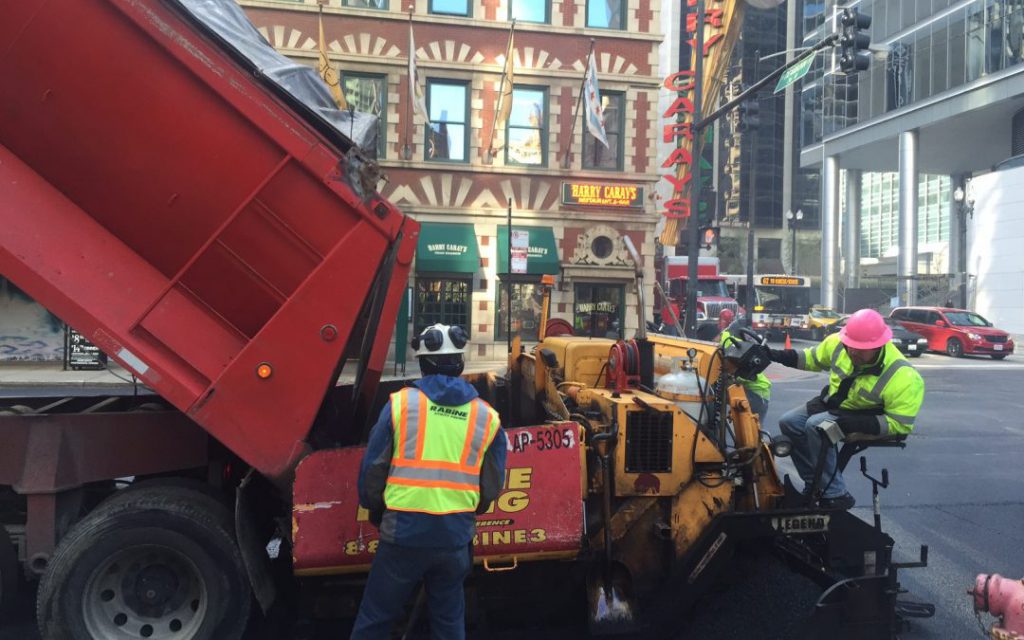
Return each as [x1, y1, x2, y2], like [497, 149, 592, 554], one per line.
[890, 307, 1015, 359]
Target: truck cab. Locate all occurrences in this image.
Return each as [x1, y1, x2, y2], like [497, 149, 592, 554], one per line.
[662, 256, 739, 327]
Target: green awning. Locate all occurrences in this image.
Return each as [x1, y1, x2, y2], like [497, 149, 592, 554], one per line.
[497, 226, 560, 275]
[416, 223, 480, 273]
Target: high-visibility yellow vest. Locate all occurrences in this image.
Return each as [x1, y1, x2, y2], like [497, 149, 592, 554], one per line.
[384, 388, 501, 515]
[798, 333, 925, 435]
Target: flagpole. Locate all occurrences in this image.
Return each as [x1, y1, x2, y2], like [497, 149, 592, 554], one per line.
[561, 39, 595, 169]
[485, 19, 516, 165]
[403, 10, 414, 160]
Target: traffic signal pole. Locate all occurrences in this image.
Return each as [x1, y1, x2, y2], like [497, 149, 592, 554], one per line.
[745, 51, 759, 328]
[684, 0, 705, 337]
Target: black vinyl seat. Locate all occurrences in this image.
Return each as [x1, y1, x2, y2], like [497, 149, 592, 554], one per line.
[837, 434, 907, 471]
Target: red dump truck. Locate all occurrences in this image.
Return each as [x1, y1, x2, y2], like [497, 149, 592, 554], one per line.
[0, 2, 592, 637]
[0, 2, 933, 639]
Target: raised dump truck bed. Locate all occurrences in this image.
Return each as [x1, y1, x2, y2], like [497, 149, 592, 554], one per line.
[0, 0, 417, 480]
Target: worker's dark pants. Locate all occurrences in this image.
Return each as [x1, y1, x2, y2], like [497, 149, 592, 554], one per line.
[779, 406, 848, 499]
[746, 391, 769, 424]
[350, 541, 472, 640]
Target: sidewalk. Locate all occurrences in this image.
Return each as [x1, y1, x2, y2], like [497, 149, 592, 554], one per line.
[0, 361, 141, 387]
[0, 358, 512, 389]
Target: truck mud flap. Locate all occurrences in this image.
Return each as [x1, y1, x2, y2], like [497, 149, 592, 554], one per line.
[236, 470, 277, 614]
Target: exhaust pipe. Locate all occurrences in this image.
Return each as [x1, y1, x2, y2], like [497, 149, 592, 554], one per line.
[623, 236, 646, 341]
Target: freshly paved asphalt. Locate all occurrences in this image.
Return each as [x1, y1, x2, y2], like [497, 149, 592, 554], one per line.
[2, 345, 1021, 639]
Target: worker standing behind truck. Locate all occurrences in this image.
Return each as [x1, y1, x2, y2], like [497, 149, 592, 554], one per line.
[716, 308, 772, 422]
[767, 309, 924, 510]
[352, 324, 508, 639]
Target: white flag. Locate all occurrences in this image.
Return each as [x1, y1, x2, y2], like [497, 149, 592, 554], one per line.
[583, 53, 608, 148]
[408, 23, 430, 122]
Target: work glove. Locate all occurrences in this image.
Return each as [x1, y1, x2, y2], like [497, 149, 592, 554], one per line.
[835, 413, 884, 436]
[768, 348, 798, 368]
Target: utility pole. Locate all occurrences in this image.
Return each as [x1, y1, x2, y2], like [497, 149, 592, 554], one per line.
[744, 51, 758, 328]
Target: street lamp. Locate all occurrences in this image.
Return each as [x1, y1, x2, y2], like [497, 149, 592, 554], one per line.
[786, 208, 804, 273]
[952, 184, 974, 308]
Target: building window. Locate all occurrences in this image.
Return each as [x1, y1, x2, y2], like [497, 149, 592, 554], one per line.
[426, 80, 469, 162]
[582, 91, 623, 170]
[495, 280, 545, 341]
[509, 0, 549, 23]
[506, 87, 547, 166]
[574, 283, 624, 339]
[430, 0, 470, 17]
[414, 278, 471, 335]
[343, 0, 388, 8]
[340, 72, 386, 158]
[586, 0, 624, 30]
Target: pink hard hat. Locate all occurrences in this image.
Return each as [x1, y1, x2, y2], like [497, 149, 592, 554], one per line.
[839, 309, 892, 350]
[719, 308, 735, 328]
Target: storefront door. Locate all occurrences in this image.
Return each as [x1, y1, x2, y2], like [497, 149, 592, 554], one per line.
[574, 283, 625, 339]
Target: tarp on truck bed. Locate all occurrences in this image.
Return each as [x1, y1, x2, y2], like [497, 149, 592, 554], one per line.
[177, 0, 378, 152]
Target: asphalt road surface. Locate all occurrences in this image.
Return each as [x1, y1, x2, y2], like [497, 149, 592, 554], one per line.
[2, 346, 1021, 639]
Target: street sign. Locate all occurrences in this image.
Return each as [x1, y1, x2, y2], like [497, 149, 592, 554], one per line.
[511, 230, 529, 274]
[774, 54, 814, 94]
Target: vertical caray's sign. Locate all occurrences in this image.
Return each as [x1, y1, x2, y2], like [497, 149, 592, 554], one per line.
[659, 0, 743, 245]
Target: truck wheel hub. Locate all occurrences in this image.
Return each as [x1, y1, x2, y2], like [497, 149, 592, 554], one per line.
[84, 545, 208, 639]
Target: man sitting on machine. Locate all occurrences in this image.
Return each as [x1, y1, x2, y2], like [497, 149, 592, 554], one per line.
[766, 309, 925, 509]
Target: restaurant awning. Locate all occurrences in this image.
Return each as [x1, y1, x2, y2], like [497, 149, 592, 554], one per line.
[497, 226, 560, 275]
[416, 223, 480, 273]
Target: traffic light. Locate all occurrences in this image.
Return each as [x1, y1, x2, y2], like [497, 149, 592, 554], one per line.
[700, 225, 719, 250]
[737, 99, 760, 133]
[839, 8, 872, 73]
[696, 186, 717, 227]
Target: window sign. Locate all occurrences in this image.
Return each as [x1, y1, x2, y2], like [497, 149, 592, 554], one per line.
[511, 229, 529, 274]
[64, 325, 108, 371]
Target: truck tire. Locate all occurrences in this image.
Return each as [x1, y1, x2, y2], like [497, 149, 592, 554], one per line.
[0, 529, 17, 622]
[37, 486, 251, 640]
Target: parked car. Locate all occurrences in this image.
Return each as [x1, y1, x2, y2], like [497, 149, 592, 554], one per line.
[890, 307, 1015, 359]
[825, 315, 928, 357]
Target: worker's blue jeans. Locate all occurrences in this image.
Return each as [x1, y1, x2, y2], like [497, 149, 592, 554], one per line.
[746, 392, 769, 424]
[778, 406, 847, 499]
[350, 541, 472, 640]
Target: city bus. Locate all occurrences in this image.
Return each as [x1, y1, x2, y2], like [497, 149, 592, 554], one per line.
[723, 274, 813, 338]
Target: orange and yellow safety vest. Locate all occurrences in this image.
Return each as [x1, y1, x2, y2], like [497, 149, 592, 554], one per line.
[384, 388, 501, 515]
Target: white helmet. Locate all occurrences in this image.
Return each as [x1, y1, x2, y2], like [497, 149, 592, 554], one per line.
[411, 324, 469, 358]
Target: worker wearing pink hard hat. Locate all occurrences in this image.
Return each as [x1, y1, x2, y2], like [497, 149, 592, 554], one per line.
[767, 308, 924, 510]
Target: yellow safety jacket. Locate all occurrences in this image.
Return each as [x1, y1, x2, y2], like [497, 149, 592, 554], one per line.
[798, 333, 925, 435]
[720, 329, 772, 401]
[384, 388, 500, 515]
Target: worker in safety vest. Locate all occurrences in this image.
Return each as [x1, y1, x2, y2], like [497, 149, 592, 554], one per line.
[352, 324, 507, 640]
[767, 309, 924, 510]
[716, 308, 772, 422]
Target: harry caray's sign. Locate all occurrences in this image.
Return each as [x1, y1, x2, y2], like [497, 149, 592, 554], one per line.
[562, 182, 644, 209]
